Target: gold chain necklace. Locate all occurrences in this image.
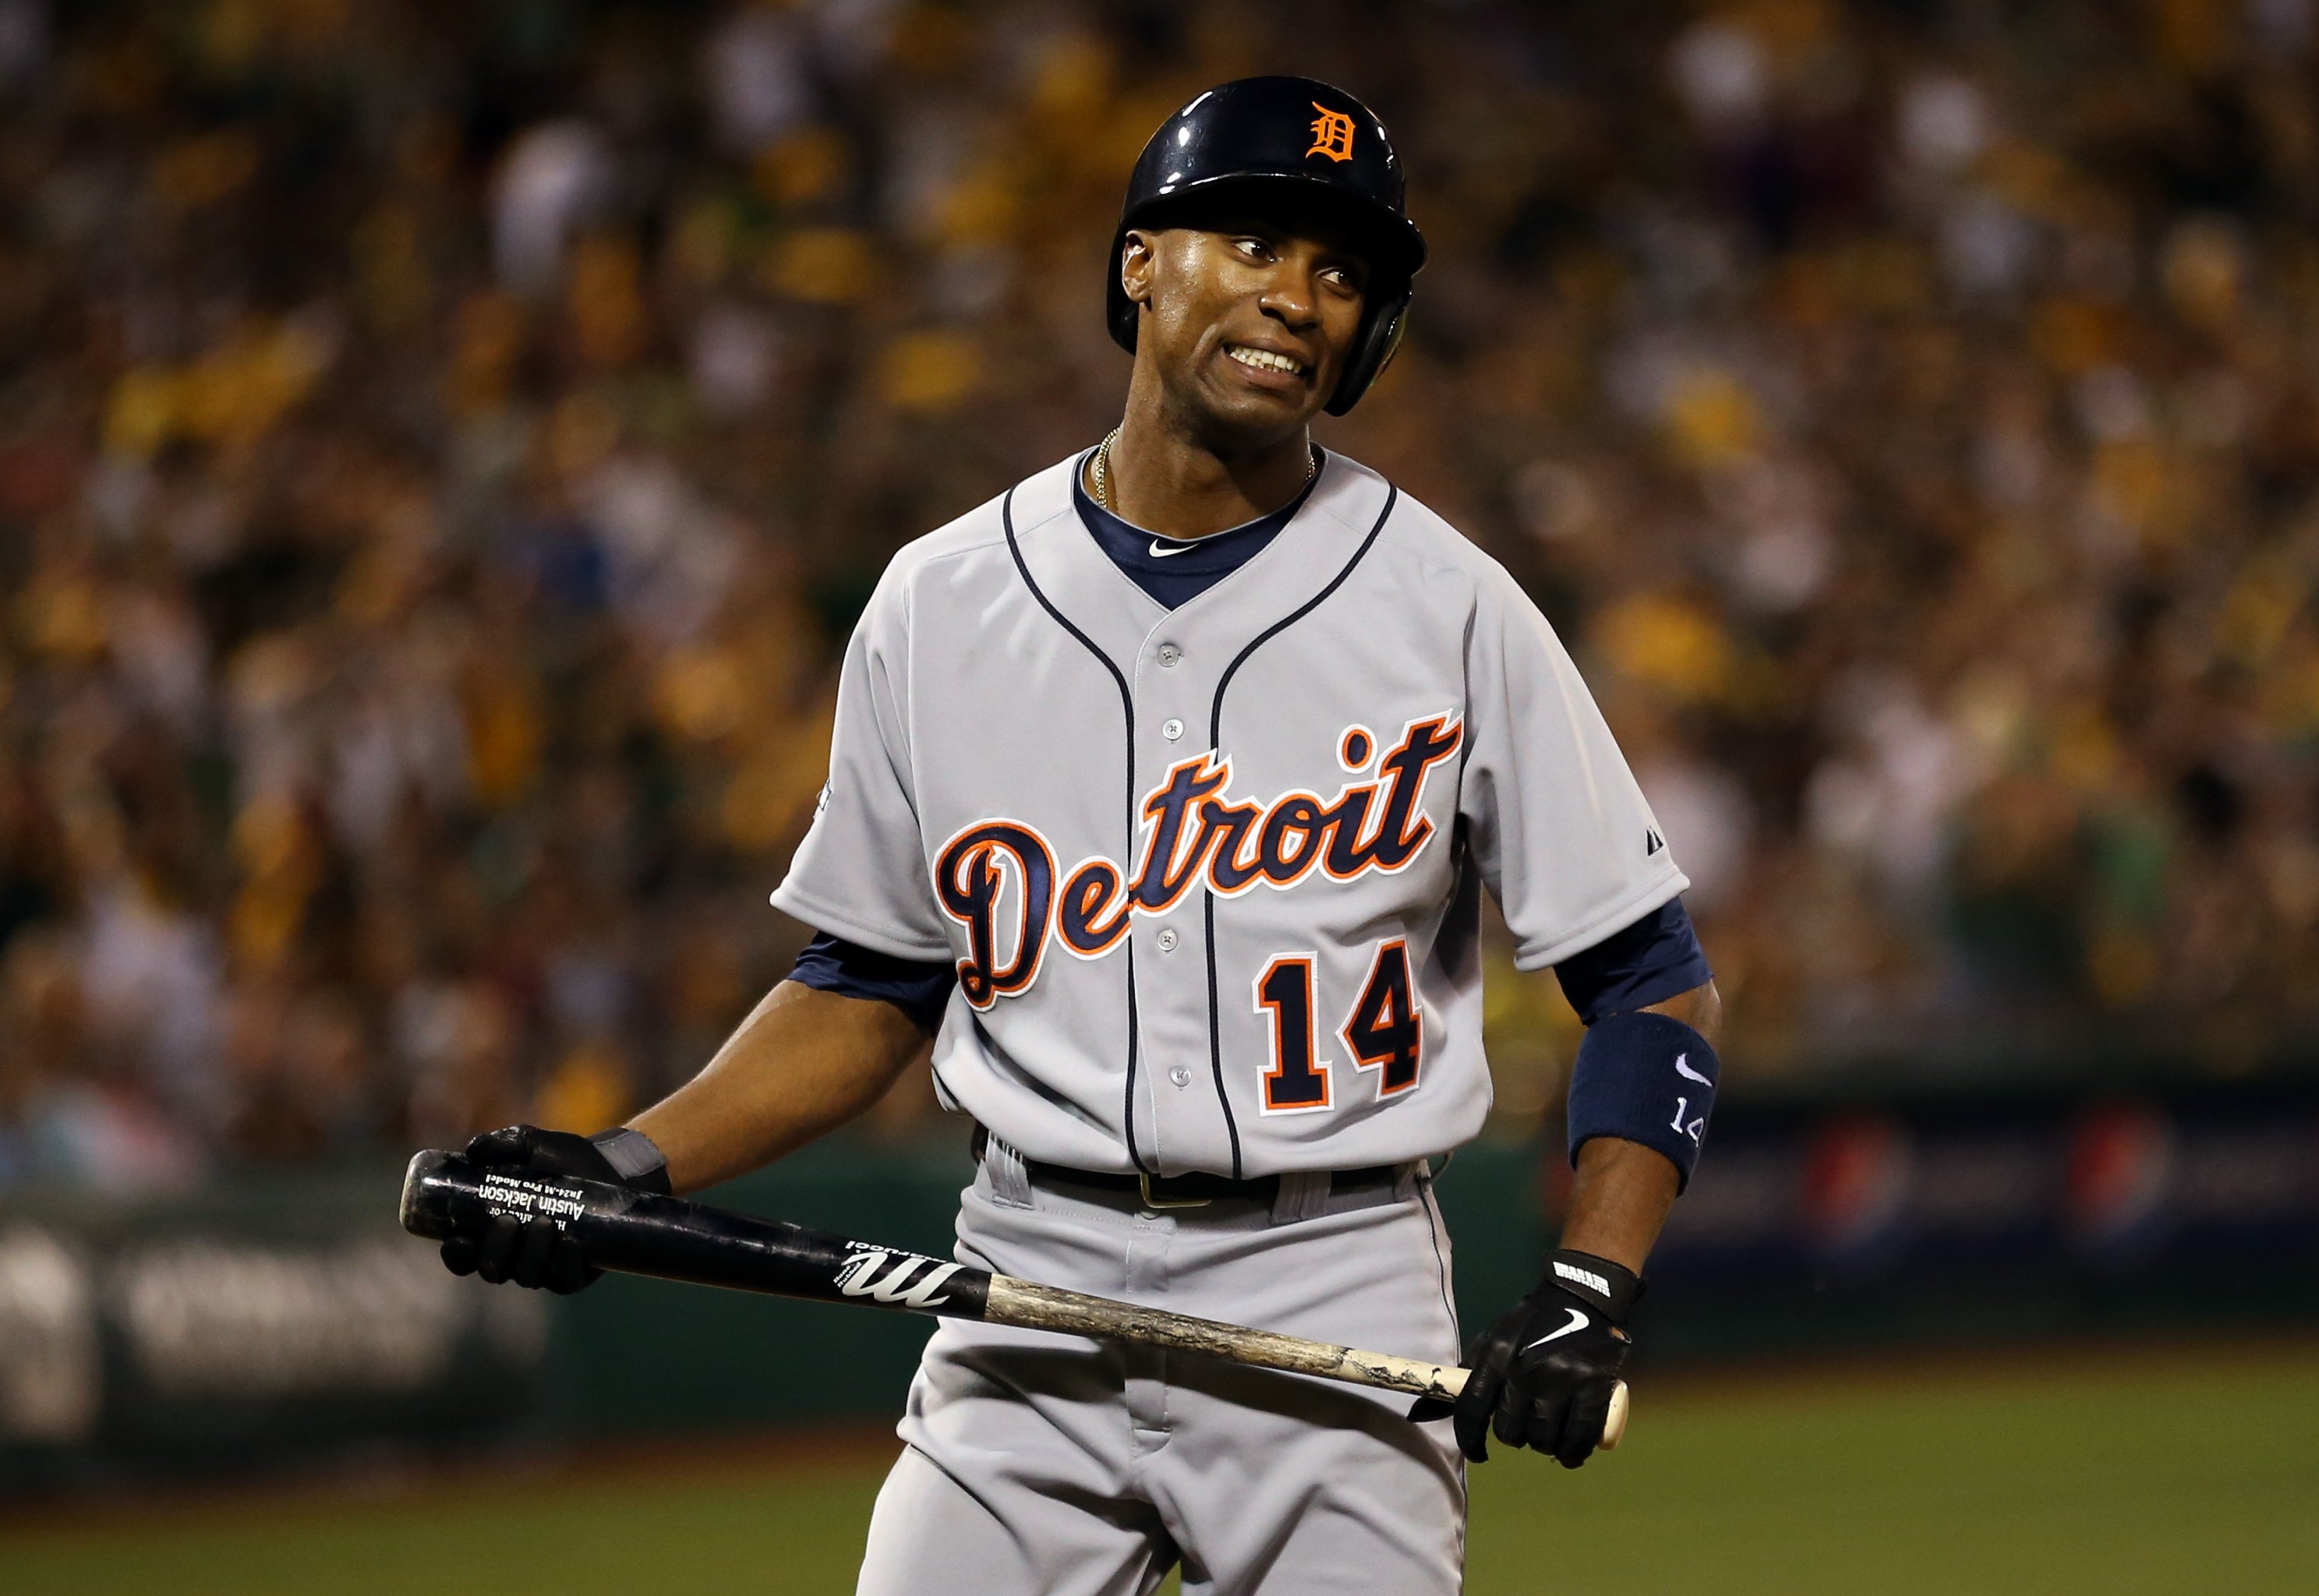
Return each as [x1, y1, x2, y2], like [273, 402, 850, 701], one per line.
[1091, 427, 1317, 514]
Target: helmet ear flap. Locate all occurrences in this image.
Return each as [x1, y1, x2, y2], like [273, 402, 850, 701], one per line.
[1324, 290, 1409, 416]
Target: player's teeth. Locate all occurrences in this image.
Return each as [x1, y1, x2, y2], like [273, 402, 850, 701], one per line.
[1229, 346, 1300, 374]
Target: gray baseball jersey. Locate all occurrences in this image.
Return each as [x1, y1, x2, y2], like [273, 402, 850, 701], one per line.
[773, 449, 1684, 1178]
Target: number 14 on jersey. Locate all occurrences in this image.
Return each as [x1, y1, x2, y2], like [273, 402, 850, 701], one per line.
[1253, 941, 1422, 1114]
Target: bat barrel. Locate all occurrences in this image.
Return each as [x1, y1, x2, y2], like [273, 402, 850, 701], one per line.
[400, 1150, 994, 1320]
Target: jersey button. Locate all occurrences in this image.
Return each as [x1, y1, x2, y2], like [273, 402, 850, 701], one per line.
[1156, 927, 1179, 952]
[1161, 717, 1184, 741]
[1168, 1066, 1193, 1088]
[1157, 643, 1182, 667]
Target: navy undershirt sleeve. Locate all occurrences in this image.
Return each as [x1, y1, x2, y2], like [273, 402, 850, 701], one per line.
[1551, 896, 1713, 1026]
[789, 930, 956, 1035]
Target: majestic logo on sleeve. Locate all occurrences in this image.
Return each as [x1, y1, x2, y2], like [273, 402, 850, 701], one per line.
[935, 715, 1462, 1010]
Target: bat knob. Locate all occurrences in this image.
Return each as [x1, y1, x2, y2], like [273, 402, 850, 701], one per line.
[1599, 1380, 1631, 1450]
[400, 1148, 458, 1239]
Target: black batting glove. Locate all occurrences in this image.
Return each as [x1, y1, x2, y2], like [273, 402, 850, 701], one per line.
[437, 1125, 670, 1295]
[1413, 1248, 1641, 1468]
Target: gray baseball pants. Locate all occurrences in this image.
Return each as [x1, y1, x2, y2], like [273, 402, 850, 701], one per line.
[854, 1141, 1467, 1596]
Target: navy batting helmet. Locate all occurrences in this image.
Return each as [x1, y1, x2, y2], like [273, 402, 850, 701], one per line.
[1107, 76, 1426, 416]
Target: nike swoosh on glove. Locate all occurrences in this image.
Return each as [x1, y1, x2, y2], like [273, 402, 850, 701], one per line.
[436, 1125, 668, 1295]
[1412, 1248, 1642, 1467]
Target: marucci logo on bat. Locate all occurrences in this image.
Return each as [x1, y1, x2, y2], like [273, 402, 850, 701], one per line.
[835, 1248, 963, 1308]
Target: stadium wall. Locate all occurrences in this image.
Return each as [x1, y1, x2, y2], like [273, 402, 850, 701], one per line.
[3, 1079, 2314, 1493]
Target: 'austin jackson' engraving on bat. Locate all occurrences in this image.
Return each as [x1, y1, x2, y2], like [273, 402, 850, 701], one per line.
[399, 1149, 1628, 1446]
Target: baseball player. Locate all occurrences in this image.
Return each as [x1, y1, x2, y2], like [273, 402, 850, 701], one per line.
[438, 77, 1721, 1595]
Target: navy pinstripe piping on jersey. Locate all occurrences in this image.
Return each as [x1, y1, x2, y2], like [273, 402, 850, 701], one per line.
[1202, 483, 1400, 1178]
[1001, 484, 1153, 1176]
[1419, 1170, 1460, 1340]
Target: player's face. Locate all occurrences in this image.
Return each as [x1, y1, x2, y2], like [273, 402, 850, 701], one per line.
[1124, 209, 1371, 442]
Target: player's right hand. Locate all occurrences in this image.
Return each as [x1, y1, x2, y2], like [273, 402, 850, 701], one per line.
[437, 1125, 629, 1294]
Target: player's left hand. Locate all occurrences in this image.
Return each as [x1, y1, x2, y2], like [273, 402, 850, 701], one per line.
[1413, 1248, 1641, 1467]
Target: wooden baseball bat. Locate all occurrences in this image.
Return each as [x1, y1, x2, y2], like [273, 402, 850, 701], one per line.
[398, 1149, 1628, 1450]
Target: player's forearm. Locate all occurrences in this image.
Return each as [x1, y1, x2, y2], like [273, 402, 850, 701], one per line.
[629, 980, 931, 1194]
[1556, 1135, 1677, 1274]
[1556, 979, 1721, 1273]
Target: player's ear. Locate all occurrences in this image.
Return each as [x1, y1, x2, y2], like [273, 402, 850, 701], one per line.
[1120, 228, 1160, 311]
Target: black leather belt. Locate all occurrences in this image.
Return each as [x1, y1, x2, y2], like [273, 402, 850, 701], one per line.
[971, 1126, 1405, 1209]
[1025, 1158, 1406, 1210]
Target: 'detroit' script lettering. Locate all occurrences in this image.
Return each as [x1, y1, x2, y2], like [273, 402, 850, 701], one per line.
[933, 715, 1462, 1009]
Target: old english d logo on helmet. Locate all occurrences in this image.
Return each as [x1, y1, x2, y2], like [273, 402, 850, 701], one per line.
[1306, 103, 1357, 162]
[1105, 76, 1426, 416]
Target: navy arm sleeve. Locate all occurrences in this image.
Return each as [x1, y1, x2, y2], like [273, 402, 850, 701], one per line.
[788, 930, 956, 1036]
[1550, 896, 1713, 1025]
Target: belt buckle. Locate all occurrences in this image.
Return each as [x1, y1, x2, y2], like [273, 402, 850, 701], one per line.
[1138, 1171, 1212, 1210]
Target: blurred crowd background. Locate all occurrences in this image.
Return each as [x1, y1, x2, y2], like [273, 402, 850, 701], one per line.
[5, 0, 2319, 1192]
